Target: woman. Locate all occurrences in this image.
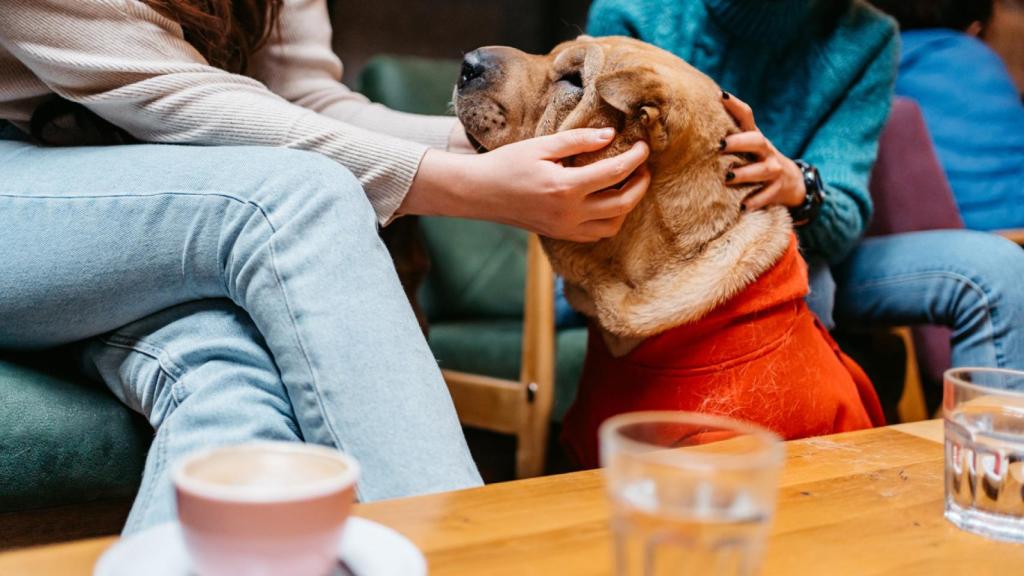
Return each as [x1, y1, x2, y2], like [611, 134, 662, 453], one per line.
[579, 0, 1024, 382]
[872, 0, 1024, 231]
[0, 0, 651, 533]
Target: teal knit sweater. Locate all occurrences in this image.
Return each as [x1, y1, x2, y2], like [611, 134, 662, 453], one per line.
[588, 0, 898, 263]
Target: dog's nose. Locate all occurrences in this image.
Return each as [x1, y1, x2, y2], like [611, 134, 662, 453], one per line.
[458, 50, 489, 91]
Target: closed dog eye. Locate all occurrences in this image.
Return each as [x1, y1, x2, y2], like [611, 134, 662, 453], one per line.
[558, 70, 584, 90]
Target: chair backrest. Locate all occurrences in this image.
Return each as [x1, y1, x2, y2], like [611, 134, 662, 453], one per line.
[866, 97, 964, 236]
[359, 56, 529, 322]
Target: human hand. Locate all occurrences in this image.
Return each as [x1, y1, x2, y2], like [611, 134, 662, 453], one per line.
[409, 128, 651, 242]
[720, 92, 805, 211]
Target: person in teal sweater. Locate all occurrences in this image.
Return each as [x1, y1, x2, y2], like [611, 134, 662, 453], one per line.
[555, 0, 1024, 380]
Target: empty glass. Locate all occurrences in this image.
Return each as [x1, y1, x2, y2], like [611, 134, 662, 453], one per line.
[944, 368, 1024, 542]
[600, 412, 784, 576]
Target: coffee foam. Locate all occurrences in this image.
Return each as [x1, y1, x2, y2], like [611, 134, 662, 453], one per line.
[176, 444, 356, 500]
[186, 451, 346, 487]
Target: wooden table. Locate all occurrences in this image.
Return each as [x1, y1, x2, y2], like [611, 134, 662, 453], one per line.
[3, 420, 1023, 575]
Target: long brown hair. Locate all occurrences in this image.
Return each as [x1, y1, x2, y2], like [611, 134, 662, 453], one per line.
[31, 0, 283, 144]
[142, 0, 283, 74]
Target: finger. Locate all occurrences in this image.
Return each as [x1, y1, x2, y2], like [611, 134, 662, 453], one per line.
[530, 127, 617, 159]
[566, 141, 651, 192]
[743, 181, 783, 211]
[583, 165, 651, 219]
[728, 159, 781, 187]
[722, 92, 757, 132]
[576, 214, 629, 241]
[722, 131, 771, 157]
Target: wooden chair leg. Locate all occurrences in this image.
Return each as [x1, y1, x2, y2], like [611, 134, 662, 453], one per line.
[996, 229, 1024, 246]
[515, 234, 556, 479]
[893, 327, 929, 423]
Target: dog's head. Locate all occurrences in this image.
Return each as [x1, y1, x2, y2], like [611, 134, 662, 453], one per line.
[454, 35, 735, 173]
[455, 37, 780, 340]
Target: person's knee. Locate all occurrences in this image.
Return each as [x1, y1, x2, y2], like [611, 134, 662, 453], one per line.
[916, 232, 1024, 326]
[948, 232, 1024, 293]
[249, 149, 377, 231]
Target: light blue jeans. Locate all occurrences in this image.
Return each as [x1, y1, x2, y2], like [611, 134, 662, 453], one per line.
[556, 229, 1024, 371]
[0, 123, 482, 533]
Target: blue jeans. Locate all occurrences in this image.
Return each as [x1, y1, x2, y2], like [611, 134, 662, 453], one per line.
[556, 229, 1024, 371]
[0, 124, 481, 533]
[830, 231, 1024, 370]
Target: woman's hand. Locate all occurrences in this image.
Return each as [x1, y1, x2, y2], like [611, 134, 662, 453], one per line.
[720, 92, 806, 211]
[406, 128, 651, 243]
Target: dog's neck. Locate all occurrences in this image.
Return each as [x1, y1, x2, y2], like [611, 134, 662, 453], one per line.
[543, 156, 793, 354]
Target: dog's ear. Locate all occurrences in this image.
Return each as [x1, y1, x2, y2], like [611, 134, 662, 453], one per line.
[595, 67, 670, 152]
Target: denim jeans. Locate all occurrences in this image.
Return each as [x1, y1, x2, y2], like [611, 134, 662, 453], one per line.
[0, 124, 482, 533]
[830, 230, 1024, 370]
[556, 227, 1024, 372]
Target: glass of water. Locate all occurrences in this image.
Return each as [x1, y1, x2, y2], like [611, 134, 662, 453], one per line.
[944, 368, 1024, 542]
[600, 412, 784, 576]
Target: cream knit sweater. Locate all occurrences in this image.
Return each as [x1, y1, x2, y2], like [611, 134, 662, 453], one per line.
[0, 0, 458, 224]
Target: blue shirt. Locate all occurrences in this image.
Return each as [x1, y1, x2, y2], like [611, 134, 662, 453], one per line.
[896, 30, 1024, 231]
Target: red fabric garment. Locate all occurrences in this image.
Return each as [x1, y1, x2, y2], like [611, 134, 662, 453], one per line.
[561, 236, 885, 469]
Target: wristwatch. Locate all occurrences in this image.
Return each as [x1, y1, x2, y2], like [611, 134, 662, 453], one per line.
[790, 159, 825, 227]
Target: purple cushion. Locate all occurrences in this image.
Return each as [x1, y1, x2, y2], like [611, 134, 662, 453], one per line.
[866, 97, 962, 406]
[867, 97, 964, 236]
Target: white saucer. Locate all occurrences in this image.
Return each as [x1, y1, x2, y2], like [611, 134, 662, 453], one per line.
[94, 517, 426, 576]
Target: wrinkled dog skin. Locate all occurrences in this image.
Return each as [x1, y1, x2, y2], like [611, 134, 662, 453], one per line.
[455, 36, 792, 350]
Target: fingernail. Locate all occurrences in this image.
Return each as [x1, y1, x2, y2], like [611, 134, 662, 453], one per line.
[726, 171, 736, 182]
[722, 91, 731, 100]
[719, 139, 727, 151]
[597, 128, 615, 140]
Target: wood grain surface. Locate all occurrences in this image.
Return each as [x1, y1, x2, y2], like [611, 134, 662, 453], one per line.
[3, 420, 1023, 575]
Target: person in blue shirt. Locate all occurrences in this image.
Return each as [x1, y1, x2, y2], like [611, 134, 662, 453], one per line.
[873, 0, 1024, 231]
[555, 0, 1024, 393]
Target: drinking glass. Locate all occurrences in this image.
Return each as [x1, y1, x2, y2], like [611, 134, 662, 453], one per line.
[600, 412, 784, 576]
[944, 368, 1024, 542]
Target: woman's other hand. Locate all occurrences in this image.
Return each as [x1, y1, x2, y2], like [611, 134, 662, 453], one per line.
[407, 128, 651, 243]
[720, 92, 806, 211]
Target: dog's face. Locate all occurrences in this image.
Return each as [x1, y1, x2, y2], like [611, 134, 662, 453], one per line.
[454, 36, 729, 170]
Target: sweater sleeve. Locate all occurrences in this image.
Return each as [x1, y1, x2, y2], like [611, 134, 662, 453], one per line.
[798, 32, 899, 264]
[248, 0, 456, 151]
[0, 0, 426, 224]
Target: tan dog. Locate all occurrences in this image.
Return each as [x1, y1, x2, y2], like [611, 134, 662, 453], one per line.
[454, 36, 884, 466]
[455, 36, 790, 354]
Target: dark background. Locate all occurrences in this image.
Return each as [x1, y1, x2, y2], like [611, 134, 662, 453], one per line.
[329, 0, 594, 83]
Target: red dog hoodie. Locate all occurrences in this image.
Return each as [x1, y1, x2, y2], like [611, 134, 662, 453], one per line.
[561, 236, 885, 469]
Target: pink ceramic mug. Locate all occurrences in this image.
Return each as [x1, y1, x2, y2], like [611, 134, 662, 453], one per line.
[173, 442, 359, 576]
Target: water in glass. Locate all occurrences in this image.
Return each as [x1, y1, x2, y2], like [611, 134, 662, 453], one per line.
[944, 368, 1024, 542]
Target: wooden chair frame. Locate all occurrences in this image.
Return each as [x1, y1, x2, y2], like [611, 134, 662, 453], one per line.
[997, 229, 1024, 246]
[440, 234, 556, 479]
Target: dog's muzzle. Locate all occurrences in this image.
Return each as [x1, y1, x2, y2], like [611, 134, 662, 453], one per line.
[457, 49, 498, 93]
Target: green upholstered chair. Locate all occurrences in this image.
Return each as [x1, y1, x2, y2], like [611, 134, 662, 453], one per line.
[0, 351, 150, 549]
[359, 56, 588, 478]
